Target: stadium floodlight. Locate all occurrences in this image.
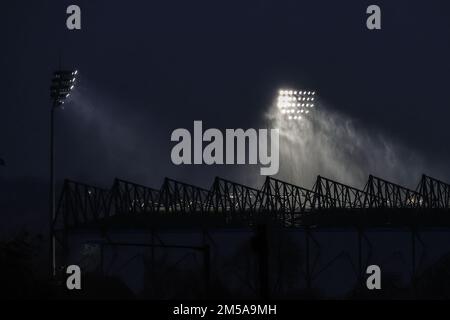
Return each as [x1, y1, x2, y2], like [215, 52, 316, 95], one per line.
[48, 68, 78, 278]
[50, 70, 78, 107]
[277, 88, 317, 120]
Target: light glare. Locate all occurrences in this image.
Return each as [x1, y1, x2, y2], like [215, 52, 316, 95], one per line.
[277, 88, 317, 121]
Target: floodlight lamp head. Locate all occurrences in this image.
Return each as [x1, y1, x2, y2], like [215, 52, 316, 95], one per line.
[50, 69, 78, 106]
[277, 88, 317, 121]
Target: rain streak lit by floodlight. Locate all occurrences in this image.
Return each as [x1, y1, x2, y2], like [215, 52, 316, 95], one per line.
[277, 89, 316, 121]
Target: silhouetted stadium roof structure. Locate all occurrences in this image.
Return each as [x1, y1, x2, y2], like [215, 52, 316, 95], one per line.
[55, 173, 450, 232]
[53, 173, 450, 297]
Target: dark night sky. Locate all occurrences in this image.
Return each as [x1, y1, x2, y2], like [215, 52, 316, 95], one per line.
[1, 0, 450, 232]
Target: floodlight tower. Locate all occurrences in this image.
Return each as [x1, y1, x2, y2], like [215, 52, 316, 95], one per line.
[49, 69, 78, 277]
[277, 89, 316, 121]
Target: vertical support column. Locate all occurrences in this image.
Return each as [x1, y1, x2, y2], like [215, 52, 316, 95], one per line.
[151, 230, 155, 271]
[58, 190, 69, 274]
[203, 245, 210, 297]
[305, 226, 312, 292]
[100, 243, 104, 276]
[254, 224, 269, 299]
[151, 229, 155, 297]
[49, 105, 56, 278]
[357, 226, 364, 290]
[61, 227, 69, 272]
[411, 226, 416, 293]
[201, 228, 209, 297]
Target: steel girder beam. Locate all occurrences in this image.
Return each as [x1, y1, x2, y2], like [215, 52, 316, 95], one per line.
[416, 174, 450, 209]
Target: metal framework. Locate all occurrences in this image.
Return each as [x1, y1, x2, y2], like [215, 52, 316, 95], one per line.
[53, 173, 450, 297]
[207, 177, 261, 212]
[259, 177, 316, 226]
[313, 175, 367, 209]
[55, 179, 109, 229]
[55, 173, 450, 231]
[260, 176, 316, 212]
[417, 174, 450, 209]
[205, 177, 263, 224]
[159, 178, 209, 213]
[108, 178, 161, 219]
[363, 175, 423, 209]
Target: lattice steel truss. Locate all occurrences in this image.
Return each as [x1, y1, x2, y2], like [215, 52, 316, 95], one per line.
[363, 175, 424, 209]
[53, 173, 450, 297]
[207, 177, 261, 212]
[159, 178, 209, 213]
[313, 175, 366, 209]
[55, 179, 109, 229]
[110, 178, 161, 216]
[417, 174, 450, 209]
[55, 173, 450, 231]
